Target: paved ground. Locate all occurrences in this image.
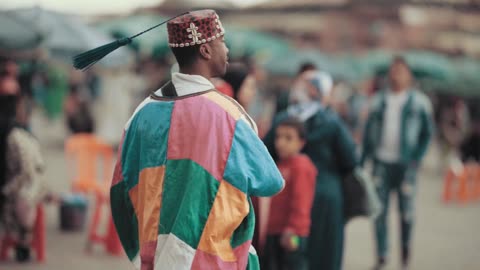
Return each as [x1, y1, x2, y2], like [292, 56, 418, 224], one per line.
[3, 113, 480, 270]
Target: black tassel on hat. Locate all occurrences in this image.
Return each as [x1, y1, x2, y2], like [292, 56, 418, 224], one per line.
[73, 12, 188, 71]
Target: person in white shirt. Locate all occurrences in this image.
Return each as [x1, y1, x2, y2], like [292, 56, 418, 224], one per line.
[361, 56, 434, 270]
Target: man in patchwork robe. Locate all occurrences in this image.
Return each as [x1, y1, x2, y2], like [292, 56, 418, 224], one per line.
[110, 10, 284, 270]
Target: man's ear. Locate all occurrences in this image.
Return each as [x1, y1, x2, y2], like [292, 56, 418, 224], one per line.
[199, 44, 212, 60]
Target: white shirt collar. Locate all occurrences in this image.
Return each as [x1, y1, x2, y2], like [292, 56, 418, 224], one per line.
[150, 72, 259, 134]
[387, 88, 411, 97]
[154, 72, 214, 97]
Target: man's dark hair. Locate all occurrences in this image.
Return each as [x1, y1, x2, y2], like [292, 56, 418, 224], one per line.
[391, 55, 410, 70]
[171, 46, 201, 68]
[277, 117, 306, 140]
[298, 62, 317, 75]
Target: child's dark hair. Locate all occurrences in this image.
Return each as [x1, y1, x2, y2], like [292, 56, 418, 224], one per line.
[277, 117, 306, 140]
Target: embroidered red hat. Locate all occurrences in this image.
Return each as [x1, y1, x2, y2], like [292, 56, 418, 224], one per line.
[167, 9, 225, 48]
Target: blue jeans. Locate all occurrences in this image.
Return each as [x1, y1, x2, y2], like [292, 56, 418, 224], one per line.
[373, 161, 417, 259]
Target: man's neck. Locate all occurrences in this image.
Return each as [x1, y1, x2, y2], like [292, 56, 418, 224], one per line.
[179, 64, 212, 80]
[391, 85, 409, 94]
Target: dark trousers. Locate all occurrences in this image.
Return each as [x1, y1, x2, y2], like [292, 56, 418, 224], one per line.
[373, 161, 418, 259]
[262, 235, 308, 270]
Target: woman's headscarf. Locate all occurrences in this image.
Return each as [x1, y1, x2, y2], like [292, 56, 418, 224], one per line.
[287, 70, 333, 121]
[289, 70, 333, 105]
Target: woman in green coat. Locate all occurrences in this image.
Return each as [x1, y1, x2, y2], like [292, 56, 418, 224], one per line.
[264, 71, 357, 270]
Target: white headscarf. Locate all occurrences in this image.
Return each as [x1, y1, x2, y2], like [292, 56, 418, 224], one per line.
[288, 71, 333, 121]
[289, 70, 333, 105]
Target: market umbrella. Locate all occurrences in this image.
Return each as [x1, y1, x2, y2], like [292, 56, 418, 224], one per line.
[11, 8, 133, 67]
[0, 11, 43, 51]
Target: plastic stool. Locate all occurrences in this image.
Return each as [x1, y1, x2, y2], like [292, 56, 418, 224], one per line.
[86, 192, 123, 256]
[473, 164, 480, 200]
[443, 163, 480, 203]
[65, 134, 121, 255]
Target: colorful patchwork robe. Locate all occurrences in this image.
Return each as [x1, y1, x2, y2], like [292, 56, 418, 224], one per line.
[110, 90, 284, 270]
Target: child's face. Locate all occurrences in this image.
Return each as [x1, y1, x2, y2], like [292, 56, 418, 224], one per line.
[275, 125, 305, 160]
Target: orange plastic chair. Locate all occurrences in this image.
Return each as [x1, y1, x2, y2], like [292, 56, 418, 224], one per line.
[65, 134, 114, 194]
[65, 134, 122, 256]
[86, 192, 123, 256]
[443, 162, 480, 203]
[0, 204, 46, 262]
[443, 165, 467, 203]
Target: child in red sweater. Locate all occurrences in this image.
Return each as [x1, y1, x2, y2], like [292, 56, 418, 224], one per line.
[262, 117, 317, 270]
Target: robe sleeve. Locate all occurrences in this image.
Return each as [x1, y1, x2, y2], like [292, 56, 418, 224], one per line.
[223, 120, 284, 197]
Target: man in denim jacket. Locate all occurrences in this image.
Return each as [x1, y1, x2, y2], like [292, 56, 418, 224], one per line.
[360, 56, 434, 270]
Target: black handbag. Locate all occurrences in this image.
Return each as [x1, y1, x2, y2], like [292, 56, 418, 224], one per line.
[342, 168, 382, 222]
[343, 171, 367, 221]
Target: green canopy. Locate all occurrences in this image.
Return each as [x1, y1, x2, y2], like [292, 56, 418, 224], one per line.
[225, 27, 292, 63]
[446, 58, 480, 97]
[264, 50, 363, 82]
[371, 50, 456, 82]
[365, 50, 480, 97]
[264, 49, 480, 98]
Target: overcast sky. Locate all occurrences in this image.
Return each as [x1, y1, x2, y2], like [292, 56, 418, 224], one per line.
[0, 0, 267, 15]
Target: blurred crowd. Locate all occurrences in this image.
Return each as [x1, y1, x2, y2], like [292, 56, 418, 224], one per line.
[1, 38, 480, 269]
